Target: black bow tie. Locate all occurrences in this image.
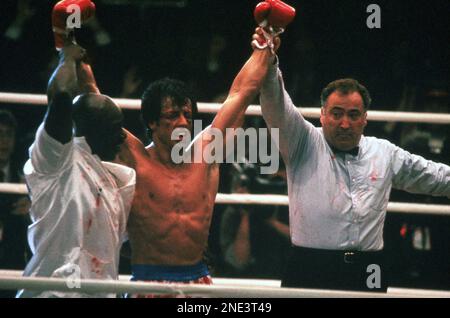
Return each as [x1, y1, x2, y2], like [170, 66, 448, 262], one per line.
[332, 146, 359, 156]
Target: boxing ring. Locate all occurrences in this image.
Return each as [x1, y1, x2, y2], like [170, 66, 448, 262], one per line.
[1, 92, 450, 298]
[2, 92, 450, 123]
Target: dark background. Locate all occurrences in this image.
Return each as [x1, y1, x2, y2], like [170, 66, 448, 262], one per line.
[0, 0, 449, 146]
[0, 0, 449, 291]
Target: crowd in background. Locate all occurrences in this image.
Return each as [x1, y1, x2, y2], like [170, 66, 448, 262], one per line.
[0, 0, 449, 293]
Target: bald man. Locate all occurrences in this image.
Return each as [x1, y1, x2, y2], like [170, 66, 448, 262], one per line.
[17, 42, 135, 298]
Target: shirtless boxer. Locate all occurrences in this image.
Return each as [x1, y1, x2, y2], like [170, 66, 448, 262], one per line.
[71, 34, 276, 298]
[116, 2, 293, 298]
[120, 62, 274, 296]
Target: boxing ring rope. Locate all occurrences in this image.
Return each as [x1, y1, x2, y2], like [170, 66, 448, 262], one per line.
[3, 91, 450, 216]
[0, 182, 27, 195]
[2, 92, 450, 123]
[0, 182, 449, 216]
[0, 270, 449, 297]
[1, 91, 450, 216]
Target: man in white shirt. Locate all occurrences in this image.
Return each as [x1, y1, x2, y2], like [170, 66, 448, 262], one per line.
[252, 28, 450, 292]
[17, 39, 136, 297]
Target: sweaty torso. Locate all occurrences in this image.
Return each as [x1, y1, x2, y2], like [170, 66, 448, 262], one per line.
[122, 139, 219, 265]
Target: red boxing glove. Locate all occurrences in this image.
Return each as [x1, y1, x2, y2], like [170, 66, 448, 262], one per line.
[254, 1, 271, 26]
[253, 0, 296, 52]
[254, 0, 295, 30]
[52, 0, 96, 50]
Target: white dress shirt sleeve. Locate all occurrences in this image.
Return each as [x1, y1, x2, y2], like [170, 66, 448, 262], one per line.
[259, 60, 320, 165]
[391, 145, 450, 198]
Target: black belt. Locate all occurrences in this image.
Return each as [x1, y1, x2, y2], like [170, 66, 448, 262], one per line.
[290, 245, 384, 265]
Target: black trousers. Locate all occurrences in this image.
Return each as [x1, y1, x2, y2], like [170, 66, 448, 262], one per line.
[282, 246, 388, 292]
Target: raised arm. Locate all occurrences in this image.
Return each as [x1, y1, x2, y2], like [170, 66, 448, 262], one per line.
[77, 60, 101, 94]
[44, 0, 98, 143]
[211, 0, 298, 160]
[211, 45, 275, 133]
[258, 34, 317, 163]
[45, 43, 86, 144]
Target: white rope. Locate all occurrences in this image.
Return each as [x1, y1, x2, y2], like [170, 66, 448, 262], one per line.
[1, 92, 450, 124]
[386, 202, 450, 216]
[0, 93, 48, 107]
[0, 183, 27, 195]
[0, 270, 281, 287]
[1, 183, 449, 216]
[216, 193, 289, 206]
[0, 271, 449, 298]
[216, 194, 450, 216]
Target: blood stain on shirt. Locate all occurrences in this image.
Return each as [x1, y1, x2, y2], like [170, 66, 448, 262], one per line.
[87, 218, 93, 232]
[370, 171, 378, 181]
[91, 257, 103, 275]
[96, 189, 102, 208]
[91, 257, 100, 267]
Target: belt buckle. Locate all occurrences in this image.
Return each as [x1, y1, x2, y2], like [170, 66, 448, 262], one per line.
[344, 252, 355, 264]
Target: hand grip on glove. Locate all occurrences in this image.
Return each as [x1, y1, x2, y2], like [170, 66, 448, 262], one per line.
[252, 0, 296, 52]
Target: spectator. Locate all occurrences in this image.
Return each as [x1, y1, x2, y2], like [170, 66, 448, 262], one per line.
[219, 163, 290, 279]
[0, 109, 31, 298]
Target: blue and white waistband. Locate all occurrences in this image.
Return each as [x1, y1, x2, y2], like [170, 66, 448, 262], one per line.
[131, 262, 210, 282]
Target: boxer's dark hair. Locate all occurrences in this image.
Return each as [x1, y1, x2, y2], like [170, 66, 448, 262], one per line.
[320, 78, 371, 110]
[141, 78, 198, 137]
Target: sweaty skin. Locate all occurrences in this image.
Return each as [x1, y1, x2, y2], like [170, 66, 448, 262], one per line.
[123, 130, 219, 265]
